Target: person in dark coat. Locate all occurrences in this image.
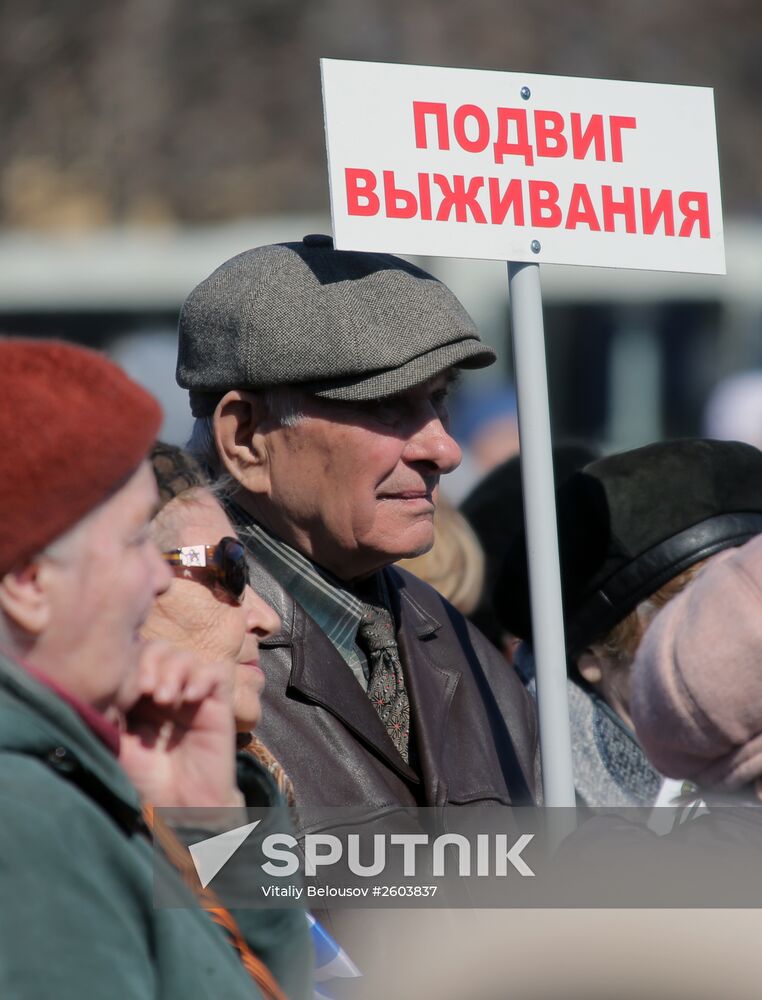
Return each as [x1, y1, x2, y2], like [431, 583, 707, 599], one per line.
[461, 443, 597, 660]
[494, 438, 762, 807]
[554, 535, 762, 913]
[176, 234, 539, 817]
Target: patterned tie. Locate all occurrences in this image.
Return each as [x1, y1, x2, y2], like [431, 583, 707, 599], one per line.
[357, 602, 410, 763]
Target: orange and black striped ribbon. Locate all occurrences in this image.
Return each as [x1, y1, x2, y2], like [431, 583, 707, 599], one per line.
[143, 803, 288, 1000]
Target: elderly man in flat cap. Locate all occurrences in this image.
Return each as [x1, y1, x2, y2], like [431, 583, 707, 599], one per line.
[178, 234, 538, 814]
[0, 339, 309, 998]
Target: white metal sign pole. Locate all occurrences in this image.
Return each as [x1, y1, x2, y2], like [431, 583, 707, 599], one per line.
[508, 260, 576, 807]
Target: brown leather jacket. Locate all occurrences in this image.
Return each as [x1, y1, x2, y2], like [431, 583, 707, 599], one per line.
[253, 561, 539, 812]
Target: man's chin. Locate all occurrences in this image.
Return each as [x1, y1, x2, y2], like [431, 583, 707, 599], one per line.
[396, 536, 436, 562]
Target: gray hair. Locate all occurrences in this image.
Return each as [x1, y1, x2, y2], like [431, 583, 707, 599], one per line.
[186, 387, 305, 492]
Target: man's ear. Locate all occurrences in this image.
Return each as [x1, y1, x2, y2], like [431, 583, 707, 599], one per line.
[576, 649, 604, 686]
[0, 561, 50, 638]
[214, 390, 271, 495]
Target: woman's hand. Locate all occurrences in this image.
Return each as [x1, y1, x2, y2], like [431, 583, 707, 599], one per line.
[118, 640, 244, 810]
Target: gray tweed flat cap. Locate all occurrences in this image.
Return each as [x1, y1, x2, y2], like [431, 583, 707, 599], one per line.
[176, 234, 495, 416]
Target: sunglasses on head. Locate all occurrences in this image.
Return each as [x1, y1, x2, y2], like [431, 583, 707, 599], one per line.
[162, 536, 250, 603]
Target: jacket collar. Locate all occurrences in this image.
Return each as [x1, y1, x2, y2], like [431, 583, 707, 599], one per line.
[389, 566, 442, 638]
[390, 568, 460, 802]
[0, 649, 141, 816]
[286, 605, 421, 784]
[22, 660, 120, 755]
[261, 564, 462, 794]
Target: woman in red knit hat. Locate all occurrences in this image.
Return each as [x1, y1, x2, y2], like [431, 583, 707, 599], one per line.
[0, 338, 304, 998]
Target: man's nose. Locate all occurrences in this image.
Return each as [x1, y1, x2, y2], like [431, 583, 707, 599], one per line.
[403, 413, 462, 474]
[244, 587, 281, 639]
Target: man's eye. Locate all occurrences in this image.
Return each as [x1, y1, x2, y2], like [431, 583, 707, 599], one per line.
[362, 399, 401, 423]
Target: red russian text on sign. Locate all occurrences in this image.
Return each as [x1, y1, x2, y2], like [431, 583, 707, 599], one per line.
[413, 102, 639, 166]
[344, 167, 711, 238]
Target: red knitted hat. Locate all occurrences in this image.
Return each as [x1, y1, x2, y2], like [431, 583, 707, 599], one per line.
[0, 338, 163, 574]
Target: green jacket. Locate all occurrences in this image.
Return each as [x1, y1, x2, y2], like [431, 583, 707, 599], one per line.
[0, 651, 312, 999]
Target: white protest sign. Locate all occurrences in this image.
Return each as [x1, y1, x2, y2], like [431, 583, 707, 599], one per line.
[322, 59, 725, 274]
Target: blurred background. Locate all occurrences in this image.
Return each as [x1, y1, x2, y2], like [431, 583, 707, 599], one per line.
[2, 0, 761, 495]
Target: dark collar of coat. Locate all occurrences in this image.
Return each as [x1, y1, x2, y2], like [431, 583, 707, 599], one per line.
[259, 564, 461, 792]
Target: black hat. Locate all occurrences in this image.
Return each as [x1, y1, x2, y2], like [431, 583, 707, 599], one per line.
[460, 443, 598, 645]
[495, 439, 762, 657]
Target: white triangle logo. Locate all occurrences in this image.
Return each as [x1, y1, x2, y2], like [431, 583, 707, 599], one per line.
[188, 820, 261, 888]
